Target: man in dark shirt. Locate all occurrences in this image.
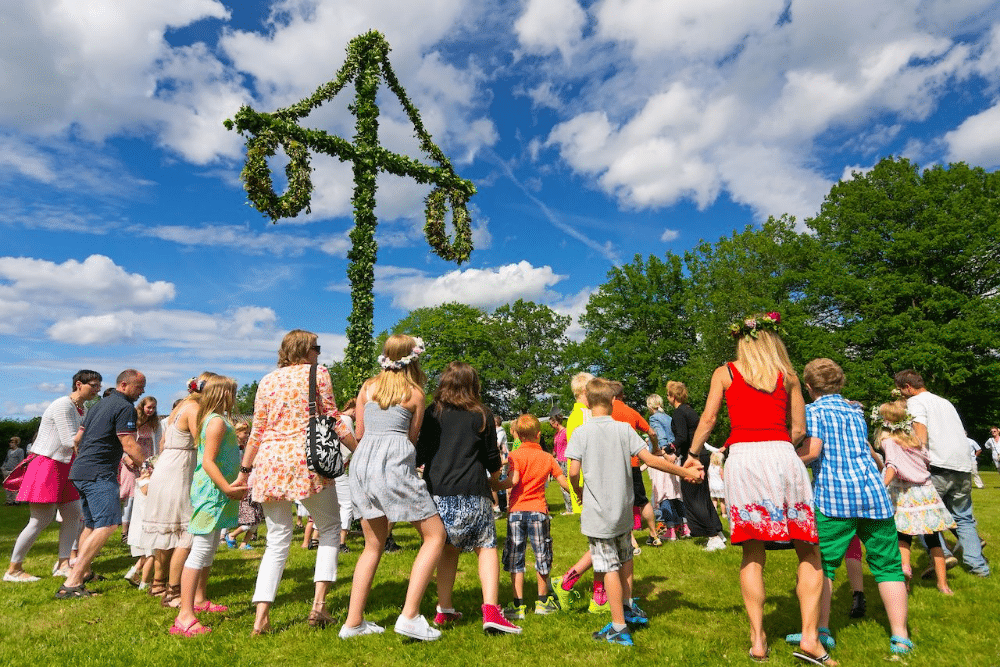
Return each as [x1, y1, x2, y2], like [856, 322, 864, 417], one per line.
[58, 369, 146, 598]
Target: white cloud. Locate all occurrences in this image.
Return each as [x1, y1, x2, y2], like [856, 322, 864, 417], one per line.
[37, 382, 67, 393]
[944, 102, 1000, 167]
[373, 261, 567, 310]
[19, 401, 53, 415]
[0, 255, 174, 326]
[133, 224, 354, 257]
[549, 286, 595, 341]
[660, 228, 679, 242]
[515, 0, 587, 60]
[539, 0, 995, 223]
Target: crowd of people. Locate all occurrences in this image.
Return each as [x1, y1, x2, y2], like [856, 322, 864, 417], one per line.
[2, 315, 992, 664]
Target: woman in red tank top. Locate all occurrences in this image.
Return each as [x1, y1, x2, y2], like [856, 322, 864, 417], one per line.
[685, 313, 824, 663]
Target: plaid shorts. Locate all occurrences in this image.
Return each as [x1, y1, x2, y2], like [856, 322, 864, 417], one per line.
[503, 511, 553, 574]
[588, 533, 633, 573]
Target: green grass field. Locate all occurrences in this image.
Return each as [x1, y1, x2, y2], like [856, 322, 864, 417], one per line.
[1, 473, 998, 666]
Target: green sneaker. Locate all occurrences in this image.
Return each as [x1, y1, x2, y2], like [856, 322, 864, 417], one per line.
[552, 576, 580, 611]
[588, 597, 610, 614]
[503, 602, 526, 620]
[535, 596, 560, 615]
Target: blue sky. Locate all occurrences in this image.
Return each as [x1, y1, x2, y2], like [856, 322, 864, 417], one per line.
[3, 0, 999, 417]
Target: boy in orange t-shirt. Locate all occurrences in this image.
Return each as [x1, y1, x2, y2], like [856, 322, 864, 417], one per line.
[499, 414, 577, 619]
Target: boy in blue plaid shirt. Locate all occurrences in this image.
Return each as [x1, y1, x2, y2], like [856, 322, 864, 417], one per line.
[795, 359, 911, 659]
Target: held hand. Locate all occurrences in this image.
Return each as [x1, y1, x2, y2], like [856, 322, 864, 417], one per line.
[234, 471, 249, 488]
[682, 466, 705, 483]
[683, 455, 704, 471]
[225, 481, 248, 500]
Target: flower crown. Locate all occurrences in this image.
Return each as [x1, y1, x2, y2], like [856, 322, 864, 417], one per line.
[729, 312, 781, 339]
[378, 337, 426, 371]
[870, 405, 915, 432]
[188, 377, 206, 393]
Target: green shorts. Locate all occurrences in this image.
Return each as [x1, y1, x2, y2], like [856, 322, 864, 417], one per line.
[815, 510, 904, 583]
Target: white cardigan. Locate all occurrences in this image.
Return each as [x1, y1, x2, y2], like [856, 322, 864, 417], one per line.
[30, 396, 84, 463]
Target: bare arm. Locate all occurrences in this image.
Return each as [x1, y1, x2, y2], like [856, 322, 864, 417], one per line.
[119, 433, 144, 469]
[639, 448, 703, 482]
[883, 465, 896, 486]
[797, 436, 822, 465]
[201, 417, 247, 500]
[406, 388, 426, 445]
[688, 365, 728, 459]
[912, 422, 928, 448]
[786, 373, 806, 444]
[568, 459, 582, 499]
[354, 383, 370, 442]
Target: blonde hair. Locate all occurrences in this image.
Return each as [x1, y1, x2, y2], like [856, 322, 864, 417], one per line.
[571, 372, 594, 399]
[278, 329, 317, 367]
[514, 414, 541, 441]
[646, 394, 664, 412]
[195, 375, 237, 437]
[710, 450, 724, 467]
[875, 400, 920, 449]
[735, 330, 794, 392]
[369, 334, 426, 409]
[585, 377, 615, 411]
[666, 380, 688, 404]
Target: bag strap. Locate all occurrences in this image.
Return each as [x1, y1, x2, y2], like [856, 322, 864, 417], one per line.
[309, 362, 319, 418]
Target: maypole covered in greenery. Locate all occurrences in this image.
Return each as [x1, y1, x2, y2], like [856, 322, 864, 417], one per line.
[225, 30, 476, 388]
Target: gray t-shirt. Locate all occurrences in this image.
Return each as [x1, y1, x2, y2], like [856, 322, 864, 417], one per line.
[564, 415, 645, 539]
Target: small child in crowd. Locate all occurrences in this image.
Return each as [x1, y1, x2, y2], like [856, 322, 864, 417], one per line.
[226, 421, 262, 550]
[708, 450, 726, 520]
[648, 446, 686, 541]
[874, 400, 957, 595]
[125, 457, 155, 589]
[498, 414, 576, 619]
[795, 359, 911, 659]
[565, 377, 702, 646]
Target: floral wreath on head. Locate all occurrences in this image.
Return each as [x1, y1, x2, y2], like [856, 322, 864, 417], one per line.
[870, 405, 915, 432]
[188, 377, 206, 393]
[378, 337, 426, 371]
[729, 312, 781, 340]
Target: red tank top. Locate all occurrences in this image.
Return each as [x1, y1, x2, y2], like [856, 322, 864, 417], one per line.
[724, 363, 790, 446]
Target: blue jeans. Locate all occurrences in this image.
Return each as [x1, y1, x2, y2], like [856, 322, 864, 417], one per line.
[932, 469, 989, 575]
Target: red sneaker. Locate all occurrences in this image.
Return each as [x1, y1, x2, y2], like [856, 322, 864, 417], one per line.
[482, 604, 522, 634]
[433, 608, 463, 625]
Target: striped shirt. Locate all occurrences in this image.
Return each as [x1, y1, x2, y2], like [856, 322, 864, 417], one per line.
[806, 394, 892, 519]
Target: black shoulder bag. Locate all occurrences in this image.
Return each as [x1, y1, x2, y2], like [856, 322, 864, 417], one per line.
[306, 363, 345, 479]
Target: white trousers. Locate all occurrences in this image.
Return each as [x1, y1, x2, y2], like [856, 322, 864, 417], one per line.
[184, 531, 221, 570]
[252, 484, 340, 604]
[335, 474, 354, 531]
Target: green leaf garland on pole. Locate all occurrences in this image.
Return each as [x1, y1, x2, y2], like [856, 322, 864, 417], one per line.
[225, 31, 477, 389]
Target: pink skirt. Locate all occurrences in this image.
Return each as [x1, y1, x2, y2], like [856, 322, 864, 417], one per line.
[16, 455, 79, 504]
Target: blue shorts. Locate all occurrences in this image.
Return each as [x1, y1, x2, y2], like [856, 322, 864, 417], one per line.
[503, 511, 553, 575]
[433, 494, 497, 552]
[73, 475, 122, 529]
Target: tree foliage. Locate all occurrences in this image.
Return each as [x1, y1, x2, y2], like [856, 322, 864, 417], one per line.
[578, 253, 694, 403]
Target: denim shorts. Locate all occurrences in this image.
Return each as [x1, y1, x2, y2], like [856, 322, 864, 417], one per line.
[73, 474, 122, 529]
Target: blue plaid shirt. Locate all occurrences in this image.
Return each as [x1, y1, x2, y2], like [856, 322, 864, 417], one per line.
[806, 394, 892, 519]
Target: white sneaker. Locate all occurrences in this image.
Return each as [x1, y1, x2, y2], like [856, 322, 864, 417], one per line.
[394, 613, 441, 641]
[704, 535, 727, 552]
[3, 572, 40, 582]
[339, 620, 385, 639]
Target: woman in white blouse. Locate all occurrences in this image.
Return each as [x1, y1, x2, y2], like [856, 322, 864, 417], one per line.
[4, 371, 102, 582]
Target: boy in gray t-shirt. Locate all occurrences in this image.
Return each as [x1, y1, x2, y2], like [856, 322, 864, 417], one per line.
[566, 377, 701, 647]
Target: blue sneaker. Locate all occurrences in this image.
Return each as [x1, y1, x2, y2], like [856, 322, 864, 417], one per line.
[624, 605, 649, 627]
[592, 622, 634, 646]
[629, 599, 647, 619]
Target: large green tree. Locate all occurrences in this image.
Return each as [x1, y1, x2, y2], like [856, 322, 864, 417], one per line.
[490, 300, 571, 417]
[578, 253, 694, 403]
[805, 157, 1000, 427]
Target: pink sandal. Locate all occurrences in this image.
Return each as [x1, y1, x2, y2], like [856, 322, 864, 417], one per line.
[169, 618, 211, 637]
[194, 600, 229, 612]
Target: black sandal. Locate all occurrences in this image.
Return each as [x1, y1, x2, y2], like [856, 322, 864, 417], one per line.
[55, 584, 96, 599]
[149, 579, 167, 597]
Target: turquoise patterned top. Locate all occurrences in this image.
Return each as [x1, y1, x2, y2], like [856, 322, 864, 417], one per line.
[188, 413, 240, 535]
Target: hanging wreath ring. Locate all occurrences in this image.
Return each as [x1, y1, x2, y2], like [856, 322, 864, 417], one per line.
[241, 129, 314, 221]
[424, 186, 474, 263]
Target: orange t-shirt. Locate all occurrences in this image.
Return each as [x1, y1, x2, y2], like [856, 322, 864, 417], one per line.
[508, 440, 563, 514]
[612, 399, 652, 467]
